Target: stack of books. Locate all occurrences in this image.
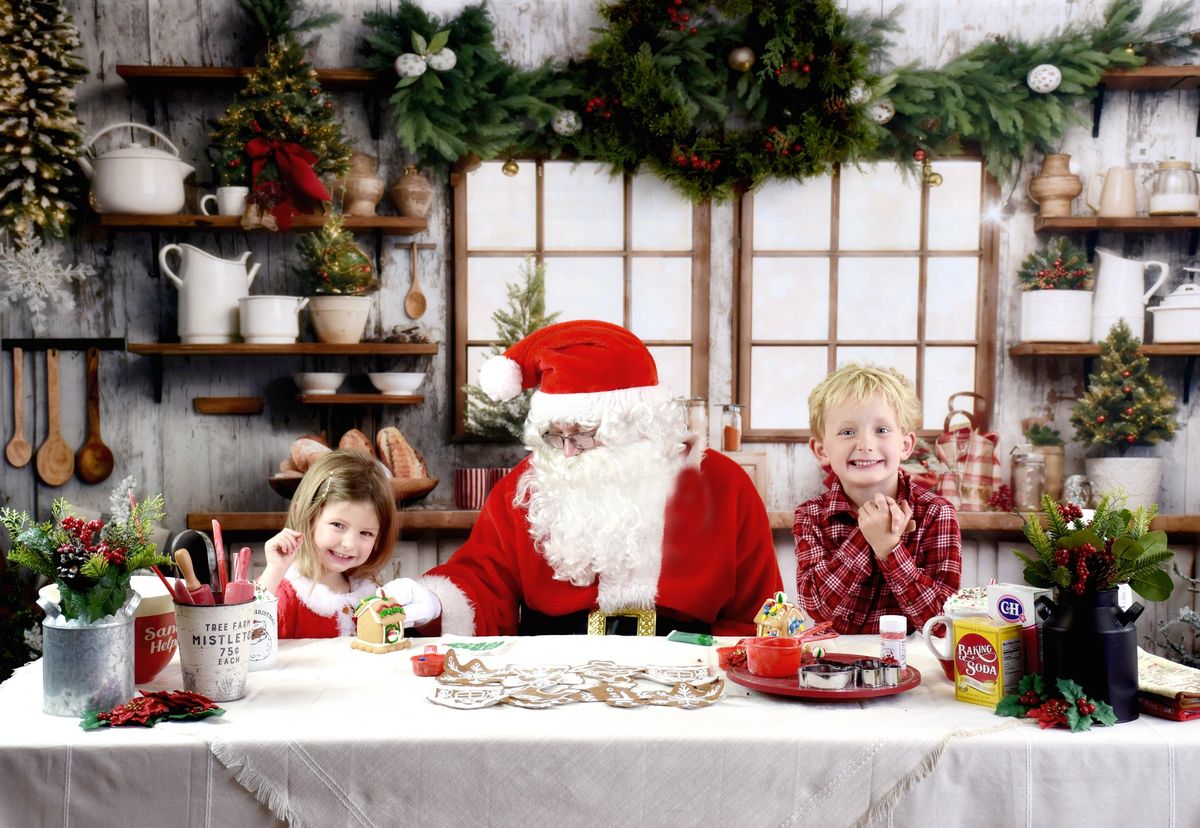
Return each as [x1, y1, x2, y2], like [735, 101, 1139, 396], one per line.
[1138, 649, 1200, 721]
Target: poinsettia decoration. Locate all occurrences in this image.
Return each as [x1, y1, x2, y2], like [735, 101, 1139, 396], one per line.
[81, 689, 225, 730]
[995, 673, 1116, 732]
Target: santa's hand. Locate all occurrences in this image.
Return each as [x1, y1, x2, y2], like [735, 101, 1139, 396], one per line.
[380, 578, 442, 627]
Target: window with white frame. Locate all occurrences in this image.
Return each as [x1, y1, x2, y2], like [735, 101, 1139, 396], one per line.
[453, 160, 711, 436]
[736, 158, 998, 439]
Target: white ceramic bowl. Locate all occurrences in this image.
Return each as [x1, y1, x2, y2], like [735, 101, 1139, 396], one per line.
[368, 372, 425, 395]
[294, 372, 346, 395]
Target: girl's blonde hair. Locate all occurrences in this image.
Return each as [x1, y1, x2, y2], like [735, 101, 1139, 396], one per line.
[286, 449, 397, 583]
[808, 363, 921, 437]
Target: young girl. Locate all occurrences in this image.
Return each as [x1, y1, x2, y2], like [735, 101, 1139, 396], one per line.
[258, 449, 398, 638]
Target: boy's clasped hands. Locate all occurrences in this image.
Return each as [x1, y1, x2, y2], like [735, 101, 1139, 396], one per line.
[857, 493, 915, 561]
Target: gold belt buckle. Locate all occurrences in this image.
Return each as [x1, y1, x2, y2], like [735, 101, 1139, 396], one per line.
[587, 607, 656, 636]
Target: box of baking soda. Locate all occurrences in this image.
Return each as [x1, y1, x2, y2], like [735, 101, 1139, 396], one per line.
[953, 616, 1024, 708]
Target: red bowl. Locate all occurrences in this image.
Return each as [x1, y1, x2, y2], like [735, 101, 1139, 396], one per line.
[135, 611, 178, 683]
[745, 636, 802, 678]
[411, 652, 446, 677]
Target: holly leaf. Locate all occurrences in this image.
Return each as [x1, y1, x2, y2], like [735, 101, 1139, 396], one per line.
[59, 585, 90, 622]
[1017, 673, 1046, 696]
[995, 694, 1029, 718]
[1067, 706, 1092, 732]
[79, 711, 109, 731]
[411, 32, 428, 55]
[1091, 699, 1117, 726]
[1056, 678, 1085, 703]
[428, 29, 450, 54]
[1050, 565, 1072, 589]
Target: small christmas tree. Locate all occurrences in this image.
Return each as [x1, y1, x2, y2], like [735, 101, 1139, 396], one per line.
[0, 0, 88, 239]
[463, 258, 559, 439]
[293, 211, 377, 295]
[237, 0, 341, 54]
[209, 36, 352, 226]
[1070, 320, 1177, 453]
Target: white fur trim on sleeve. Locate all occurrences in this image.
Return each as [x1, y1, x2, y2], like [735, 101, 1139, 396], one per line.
[479, 354, 523, 402]
[421, 574, 476, 635]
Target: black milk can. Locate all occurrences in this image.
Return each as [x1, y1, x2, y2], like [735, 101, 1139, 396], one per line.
[1037, 588, 1143, 722]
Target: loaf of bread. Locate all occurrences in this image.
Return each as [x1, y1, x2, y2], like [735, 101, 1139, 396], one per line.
[376, 427, 428, 479]
[338, 428, 375, 458]
[289, 435, 331, 473]
[279, 455, 302, 474]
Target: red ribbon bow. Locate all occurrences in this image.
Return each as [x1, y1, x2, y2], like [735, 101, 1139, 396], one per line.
[245, 138, 331, 228]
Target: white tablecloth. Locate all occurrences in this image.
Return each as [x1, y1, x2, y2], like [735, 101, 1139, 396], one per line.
[1, 634, 1197, 828]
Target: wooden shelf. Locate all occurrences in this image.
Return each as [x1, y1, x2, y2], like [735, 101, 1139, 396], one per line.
[116, 64, 386, 90]
[128, 342, 439, 356]
[299, 393, 423, 405]
[1100, 66, 1200, 91]
[1009, 343, 1200, 357]
[1034, 216, 1200, 232]
[189, 510, 1200, 538]
[97, 214, 427, 234]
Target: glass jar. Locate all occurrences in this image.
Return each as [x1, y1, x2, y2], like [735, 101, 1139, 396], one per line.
[1063, 474, 1093, 509]
[1010, 444, 1046, 511]
[685, 397, 708, 450]
[721, 404, 743, 451]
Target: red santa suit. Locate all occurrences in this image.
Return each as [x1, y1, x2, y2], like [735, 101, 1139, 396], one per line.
[275, 565, 379, 639]
[420, 448, 783, 637]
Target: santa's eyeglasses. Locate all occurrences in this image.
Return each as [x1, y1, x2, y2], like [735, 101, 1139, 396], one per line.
[541, 429, 599, 451]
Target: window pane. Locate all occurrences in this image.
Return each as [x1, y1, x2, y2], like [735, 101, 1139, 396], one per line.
[752, 178, 832, 250]
[928, 161, 982, 250]
[466, 257, 528, 340]
[467, 162, 536, 249]
[837, 258, 919, 341]
[750, 346, 827, 429]
[631, 258, 691, 340]
[632, 173, 691, 249]
[926, 258, 979, 341]
[466, 345, 494, 387]
[647, 345, 691, 397]
[544, 162, 623, 250]
[544, 256, 623, 325]
[835, 347, 917, 387]
[838, 163, 920, 250]
[923, 347, 977, 430]
[751, 257, 829, 340]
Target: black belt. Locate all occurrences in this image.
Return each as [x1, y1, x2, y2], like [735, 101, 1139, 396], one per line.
[518, 606, 711, 636]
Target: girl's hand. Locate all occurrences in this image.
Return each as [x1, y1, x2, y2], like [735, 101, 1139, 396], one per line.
[258, 528, 303, 594]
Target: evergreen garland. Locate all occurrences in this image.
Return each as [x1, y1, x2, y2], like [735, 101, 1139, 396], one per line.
[1070, 320, 1178, 452]
[463, 258, 559, 440]
[237, 0, 341, 54]
[293, 211, 376, 295]
[0, 0, 88, 239]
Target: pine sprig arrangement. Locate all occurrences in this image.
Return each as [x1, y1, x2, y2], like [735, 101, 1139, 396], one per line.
[463, 257, 559, 439]
[1017, 236, 1094, 291]
[0, 0, 89, 238]
[1070, 320, 1178, 451]
[237, 0, 340, 53]
[1013, 493, 1174, 602]
[293, 211, 376, 296]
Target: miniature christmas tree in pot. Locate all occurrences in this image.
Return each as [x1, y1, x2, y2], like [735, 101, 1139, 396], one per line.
[1070, 320, 1177, 507]
[1018, 236, 1094, 343]
[294, 212, 378, 343]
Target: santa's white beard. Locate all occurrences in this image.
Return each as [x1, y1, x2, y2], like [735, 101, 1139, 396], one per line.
[515, 439, 684, 611]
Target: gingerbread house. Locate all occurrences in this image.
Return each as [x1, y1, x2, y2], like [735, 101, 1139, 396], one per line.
[351, 595, 413, 654]
[754, 592, 807, 638]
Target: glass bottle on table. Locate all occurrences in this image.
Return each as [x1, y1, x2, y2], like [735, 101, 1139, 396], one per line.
[721, 404, 743, 452]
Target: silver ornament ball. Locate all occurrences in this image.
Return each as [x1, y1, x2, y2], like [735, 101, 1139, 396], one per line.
[552, 109, 582, 137]
[426, 48, 457, 72]
[868, 99, 895, 125]
[848, 81, 870, 106]
[394, 53, 428, 78]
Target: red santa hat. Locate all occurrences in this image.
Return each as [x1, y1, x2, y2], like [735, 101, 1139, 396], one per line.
[478, 319, 672, 424]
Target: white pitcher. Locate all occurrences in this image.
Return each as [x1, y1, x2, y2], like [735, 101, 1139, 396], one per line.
[1090, 247, 1168, 342]
[158, 244, 260, 343]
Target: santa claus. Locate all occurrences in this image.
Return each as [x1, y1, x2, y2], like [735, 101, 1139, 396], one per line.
[385, 320, 783, 636]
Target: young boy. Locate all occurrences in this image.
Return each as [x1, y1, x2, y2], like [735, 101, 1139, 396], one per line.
[793, 364, 961, 634]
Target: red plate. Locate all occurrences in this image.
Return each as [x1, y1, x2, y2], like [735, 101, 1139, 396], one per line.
[725, 652, 921, 700]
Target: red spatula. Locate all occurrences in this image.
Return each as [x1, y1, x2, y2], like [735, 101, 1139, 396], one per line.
[224, 547, 255, 605]
[174, 549, 215, 606]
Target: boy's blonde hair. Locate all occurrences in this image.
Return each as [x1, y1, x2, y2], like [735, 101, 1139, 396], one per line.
[286, 449, 398, 583]
[808, 363, 921, 437]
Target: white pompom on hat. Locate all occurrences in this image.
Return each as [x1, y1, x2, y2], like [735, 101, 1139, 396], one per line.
[477, 320, 671, 424]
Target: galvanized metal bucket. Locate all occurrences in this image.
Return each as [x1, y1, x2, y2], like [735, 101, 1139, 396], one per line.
[41, 613, 135, 717]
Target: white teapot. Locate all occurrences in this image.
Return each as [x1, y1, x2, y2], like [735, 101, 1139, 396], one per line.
[79, 123, 194, 214]
[158, 244, 260, 344]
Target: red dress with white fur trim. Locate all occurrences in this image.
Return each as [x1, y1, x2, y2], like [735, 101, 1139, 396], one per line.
[275, 565, 379, 639]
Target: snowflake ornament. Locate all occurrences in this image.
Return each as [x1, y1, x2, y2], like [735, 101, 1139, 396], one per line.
[0, 229, 94, 334]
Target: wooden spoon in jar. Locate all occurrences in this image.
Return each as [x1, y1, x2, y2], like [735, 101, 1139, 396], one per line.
[404, 241, 427, 319]
[35, 349, 74, 486]
[4, 347, 32, 468]
[76, 348, 115, 484]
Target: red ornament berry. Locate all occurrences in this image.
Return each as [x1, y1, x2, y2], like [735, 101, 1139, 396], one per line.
[802, 64, 811, 73]
[690, 27, 697, 34]
[1126, 434, 1136, 443]
[767, 126, 778, 134]
[1095, 415, 1106, 424]
[1122, 370, 1132, 378]
[775, 67, 782, 76]
[790, 59, 800, 70]
[913, 149, 927, 162]
[1124, 407, 1134, 416]
[1122, 386, 1132, 394]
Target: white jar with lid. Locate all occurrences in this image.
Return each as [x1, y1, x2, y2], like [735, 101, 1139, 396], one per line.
[1148, 268, 1200, 343]
[880, 614, 907, 669]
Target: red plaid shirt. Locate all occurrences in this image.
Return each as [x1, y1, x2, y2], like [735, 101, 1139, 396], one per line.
[793, 469, 961, 634]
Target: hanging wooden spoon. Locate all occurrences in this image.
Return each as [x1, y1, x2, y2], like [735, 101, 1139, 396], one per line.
[76, 347, 115, 484]
[35, 349, 74, 486]
[404, 241, 427, 319]
[5, 347, 31, 468]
